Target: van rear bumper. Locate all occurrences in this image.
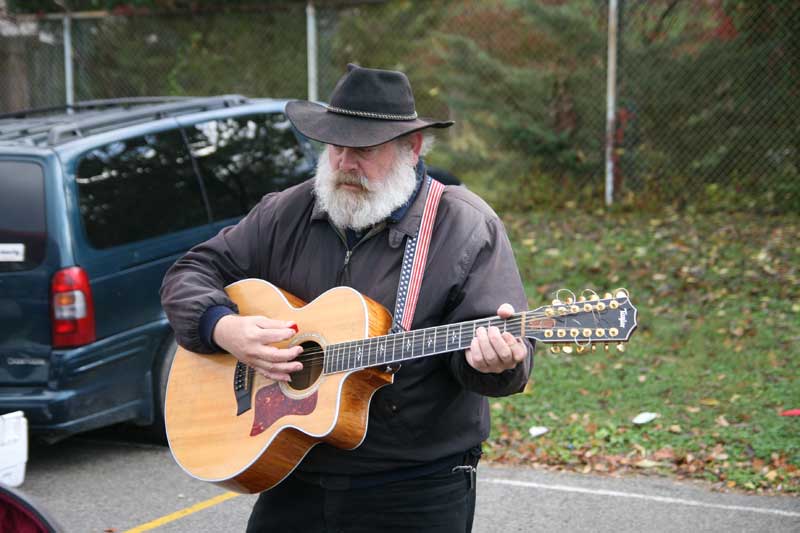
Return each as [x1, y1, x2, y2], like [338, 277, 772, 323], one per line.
[0, 320, 171, 440]
[0, 387, 144, 439]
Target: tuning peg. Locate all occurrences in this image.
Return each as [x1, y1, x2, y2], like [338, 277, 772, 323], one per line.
[609, 300, 619, 309]
[591, 345, 597, 352]
[550, 345, 561, 353]
[616, 343, 626, 352]
[604, 344, 610, 352]
[609, 328, 619, 337]
[552, 298, 562, 306]
[604, 292, 613, 299]
[578, 295, 586, 302]
[615, 289, 629, 299]
[562, 345, 573, 354]
[590, 294, 600, 301]
[576, 345, 587, 354]
[545, 307, 556, 318]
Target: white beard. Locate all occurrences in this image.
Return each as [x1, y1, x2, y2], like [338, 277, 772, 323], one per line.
[313, 146, 418, 231]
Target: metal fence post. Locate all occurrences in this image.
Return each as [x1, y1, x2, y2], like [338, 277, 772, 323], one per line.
[604, 0, 619, 206]
[63, 14, 74, 111]
[306, 0, 318, 102]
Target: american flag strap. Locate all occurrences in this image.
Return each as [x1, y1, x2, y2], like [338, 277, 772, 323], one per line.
[391, 177, 446, 334]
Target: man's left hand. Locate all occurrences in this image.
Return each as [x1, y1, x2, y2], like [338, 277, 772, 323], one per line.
[465, 303, 527, 374]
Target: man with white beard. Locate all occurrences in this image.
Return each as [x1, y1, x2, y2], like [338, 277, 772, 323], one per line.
[161, 64, 533, 532]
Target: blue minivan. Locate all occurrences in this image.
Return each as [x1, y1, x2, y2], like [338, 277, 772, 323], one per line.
[0, 96, 317, 440]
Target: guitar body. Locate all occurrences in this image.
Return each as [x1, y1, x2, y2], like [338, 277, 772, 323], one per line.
[165, 279, 394, 494]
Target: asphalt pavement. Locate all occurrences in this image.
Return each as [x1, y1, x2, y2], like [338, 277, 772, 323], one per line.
[13, 432, 800, 532]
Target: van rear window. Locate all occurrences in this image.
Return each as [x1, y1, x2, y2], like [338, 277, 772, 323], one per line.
[0, 161, 46, 272]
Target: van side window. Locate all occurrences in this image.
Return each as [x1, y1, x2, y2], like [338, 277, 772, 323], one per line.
[0, 161, 46, 272]
[76, 130, 209, 248]
[184, 113, 310, 220]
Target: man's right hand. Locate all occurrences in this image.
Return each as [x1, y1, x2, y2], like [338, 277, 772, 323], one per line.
[212, 315, 303, 382]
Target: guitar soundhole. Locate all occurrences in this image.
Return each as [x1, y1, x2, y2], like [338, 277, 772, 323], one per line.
[288, 341, 323, 392]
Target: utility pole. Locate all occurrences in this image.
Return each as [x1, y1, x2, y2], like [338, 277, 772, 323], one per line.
[306, 0, 318, 102]
[604, 0, 619, 206]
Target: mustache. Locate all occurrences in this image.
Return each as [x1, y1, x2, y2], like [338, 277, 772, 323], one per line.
[335, 171, 373, 191]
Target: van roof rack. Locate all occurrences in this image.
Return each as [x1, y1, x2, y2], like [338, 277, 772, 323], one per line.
[0, 97, 192, 120]
[0, 95, 250, 147]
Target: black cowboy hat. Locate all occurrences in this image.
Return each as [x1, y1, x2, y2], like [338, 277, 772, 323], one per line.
[285, 64, 453, 148]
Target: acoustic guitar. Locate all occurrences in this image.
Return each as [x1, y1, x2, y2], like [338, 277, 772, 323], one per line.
[165, 279, 637, 494]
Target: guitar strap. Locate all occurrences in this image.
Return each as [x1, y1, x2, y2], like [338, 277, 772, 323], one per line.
[391, 176, 446, 334]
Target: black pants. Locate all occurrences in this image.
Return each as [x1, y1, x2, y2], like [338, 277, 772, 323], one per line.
[246, 462, 477, 533]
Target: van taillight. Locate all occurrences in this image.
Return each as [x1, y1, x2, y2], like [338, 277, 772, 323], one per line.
[51, 266, 96, 348]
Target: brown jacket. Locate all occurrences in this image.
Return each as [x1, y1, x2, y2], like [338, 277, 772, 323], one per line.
[160, 177, 533, 474]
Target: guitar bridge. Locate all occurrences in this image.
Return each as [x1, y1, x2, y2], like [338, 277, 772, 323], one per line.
[234, 362, 254, 415]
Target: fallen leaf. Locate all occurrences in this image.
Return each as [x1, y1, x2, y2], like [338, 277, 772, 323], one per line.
[668, 425, 682, 433]
[716, 415, 730, 427]
[685, 406, 701, 413]
[700, 398, 720, 406]
[652, 447, 676, 461]
[765, 470, 778, 481]
[635, 459, 660, 468]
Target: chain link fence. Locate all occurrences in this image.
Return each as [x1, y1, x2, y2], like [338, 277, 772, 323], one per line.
[1, 0, 797, 212]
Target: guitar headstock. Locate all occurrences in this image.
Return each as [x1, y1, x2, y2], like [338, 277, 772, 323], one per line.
[524, 289, 638, 354]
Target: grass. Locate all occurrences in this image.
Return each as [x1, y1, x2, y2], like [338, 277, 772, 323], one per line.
[486, 207, 800, 494]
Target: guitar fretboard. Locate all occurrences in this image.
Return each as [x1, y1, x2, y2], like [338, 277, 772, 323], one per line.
[322, 314, 526, 375]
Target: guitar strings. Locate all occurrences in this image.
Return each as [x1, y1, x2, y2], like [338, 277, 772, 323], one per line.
[289, 313, 589, 368]
[276, 313, 580, 369]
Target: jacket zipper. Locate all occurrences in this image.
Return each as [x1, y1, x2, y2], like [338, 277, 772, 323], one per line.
[331, 222, 386, 284]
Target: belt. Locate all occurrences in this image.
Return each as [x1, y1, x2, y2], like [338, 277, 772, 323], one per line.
[292, 448, 481, 491]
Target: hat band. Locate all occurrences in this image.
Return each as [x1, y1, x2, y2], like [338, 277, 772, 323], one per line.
[326, 104, 418, 121]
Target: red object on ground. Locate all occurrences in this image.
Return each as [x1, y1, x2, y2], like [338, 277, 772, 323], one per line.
[780, 409, 800, 416]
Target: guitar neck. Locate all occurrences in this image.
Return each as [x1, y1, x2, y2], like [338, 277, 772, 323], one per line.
[322, 314, 526, 375]
[321, 291, 639, 374]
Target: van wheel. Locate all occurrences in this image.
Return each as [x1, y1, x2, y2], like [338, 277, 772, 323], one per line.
[147, 338, 177, 442]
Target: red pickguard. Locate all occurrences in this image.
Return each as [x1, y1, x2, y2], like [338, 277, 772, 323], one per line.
[250, 383, 318, 436]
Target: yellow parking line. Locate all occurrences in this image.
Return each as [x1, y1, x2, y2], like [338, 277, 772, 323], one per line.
[124, 491, 240, 532]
